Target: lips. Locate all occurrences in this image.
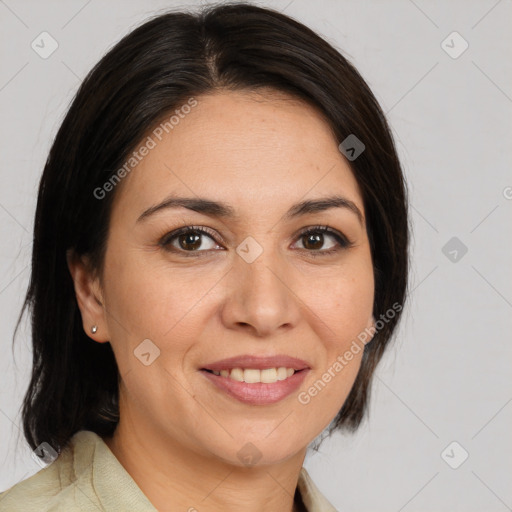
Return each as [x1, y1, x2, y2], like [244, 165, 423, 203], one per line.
[201, 354, 310, 372]
[199, 354, 311, 405]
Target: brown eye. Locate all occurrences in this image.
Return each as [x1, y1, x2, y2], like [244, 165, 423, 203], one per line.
[177, 232, 202, 251]
[159, 224, 352, 258]
[159, 226, 223, 255]
[293, 226, 353, 256]
[302, 232, 328, 251]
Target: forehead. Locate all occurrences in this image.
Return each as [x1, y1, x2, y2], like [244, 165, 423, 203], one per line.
[112, 90, 364, 222]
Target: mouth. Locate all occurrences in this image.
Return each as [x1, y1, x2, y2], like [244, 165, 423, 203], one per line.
[201, 367, 301, 384]
[199, 355, 311, 405]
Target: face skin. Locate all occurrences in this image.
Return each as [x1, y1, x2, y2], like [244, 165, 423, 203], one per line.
[68, 89, 375, 512]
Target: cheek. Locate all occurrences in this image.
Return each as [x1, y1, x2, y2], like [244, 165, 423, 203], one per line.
[102, 249, 226, 375]
[292, 258, 373, 417]
[103, 249, 210, 333]
[299, 262, 374, 346]
[295, 275, 371, 428]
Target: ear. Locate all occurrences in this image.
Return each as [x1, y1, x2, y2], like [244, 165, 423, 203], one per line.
[365, 314, 377, 344]
[66, 249, 110, 343]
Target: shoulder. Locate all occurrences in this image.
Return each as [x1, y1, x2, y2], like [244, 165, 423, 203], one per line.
[297, 467, 338, 512]
[0, 431, 102, 512]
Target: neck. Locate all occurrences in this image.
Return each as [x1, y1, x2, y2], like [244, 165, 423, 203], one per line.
[104, 412, 308, 512]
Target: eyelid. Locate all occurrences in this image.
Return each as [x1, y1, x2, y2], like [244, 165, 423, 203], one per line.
[293, 225, 353, 247]
[158, 224, 354, 255]
[158, 225, 224, 249]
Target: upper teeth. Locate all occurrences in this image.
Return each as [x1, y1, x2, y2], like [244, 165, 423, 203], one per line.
[211, 367, 296, 383]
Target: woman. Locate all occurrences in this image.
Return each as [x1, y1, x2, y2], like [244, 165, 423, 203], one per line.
[0, 2, 409, 511]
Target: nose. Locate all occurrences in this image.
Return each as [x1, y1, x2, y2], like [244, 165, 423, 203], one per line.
[220, 241, 302, 338]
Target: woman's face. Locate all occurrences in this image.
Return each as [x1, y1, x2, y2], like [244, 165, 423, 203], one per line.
[90, 90, 374, 465]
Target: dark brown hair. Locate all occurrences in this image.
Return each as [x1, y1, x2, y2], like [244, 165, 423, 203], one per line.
[15, 2, 409, 453]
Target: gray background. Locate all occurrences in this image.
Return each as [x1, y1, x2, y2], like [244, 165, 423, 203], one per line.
[1, 0, 511, 510]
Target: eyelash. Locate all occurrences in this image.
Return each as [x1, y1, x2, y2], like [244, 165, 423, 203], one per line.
[158, 225, 354, 258]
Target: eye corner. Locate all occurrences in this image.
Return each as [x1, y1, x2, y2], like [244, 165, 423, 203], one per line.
[292, 224, 354, 256]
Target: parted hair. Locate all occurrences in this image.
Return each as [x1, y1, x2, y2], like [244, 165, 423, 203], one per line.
[15, 2, 409, 453]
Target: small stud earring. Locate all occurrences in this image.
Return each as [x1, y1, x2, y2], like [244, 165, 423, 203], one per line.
[91, 325, 98, 334]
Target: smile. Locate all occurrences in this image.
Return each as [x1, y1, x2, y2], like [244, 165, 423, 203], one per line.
[204, 367, 296, 384]
[200, 367, 309, 405]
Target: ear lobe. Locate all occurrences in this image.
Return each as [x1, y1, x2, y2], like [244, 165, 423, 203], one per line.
[66, 249, 109, 342]
[365, 314, 377, 343]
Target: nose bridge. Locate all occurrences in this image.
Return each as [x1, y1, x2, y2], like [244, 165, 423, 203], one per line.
[222, 234, 300, 335]
[237, 234, 288, 306]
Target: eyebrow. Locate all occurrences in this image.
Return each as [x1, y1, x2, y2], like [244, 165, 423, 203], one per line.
[136, 194, 364, 226]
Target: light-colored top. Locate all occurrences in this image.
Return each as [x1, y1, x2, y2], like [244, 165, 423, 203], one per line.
[0, 430, 337, 511]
